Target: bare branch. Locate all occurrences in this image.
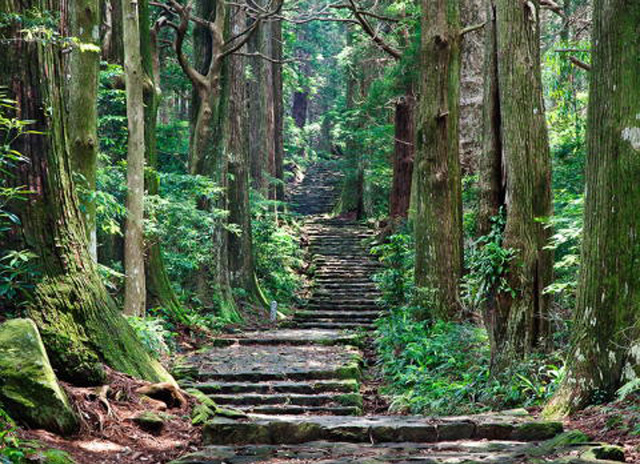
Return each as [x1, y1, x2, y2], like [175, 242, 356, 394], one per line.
[540, 0, 565, 17]
[568, 56, 591, 71]
[346, 0, 402, 59]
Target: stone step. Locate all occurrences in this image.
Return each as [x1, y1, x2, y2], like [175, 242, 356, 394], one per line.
[306, 298, 379, 305]
[170, 440, 554, 464]
[210, 329, 361, 347]
[182, 379, 359, 395]
[209, 392, 362, 409]
[201, 412, 564, 446]
[233, 405, 361, 416]
[295, 311, 380, 320]
[306, 304, 379, 311]
[174, 345, 362, 383]
[294, 322, 374, 330]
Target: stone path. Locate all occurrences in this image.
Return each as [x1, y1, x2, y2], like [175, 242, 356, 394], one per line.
[171, 162, 612, 463]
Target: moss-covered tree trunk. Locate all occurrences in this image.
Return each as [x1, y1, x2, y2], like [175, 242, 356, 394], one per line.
[478, 0, 553, 371]
[68, 0, 100, 260]
[139, 0, 187, 323]
[546, 0, 640, 415]
[122, 0, 147, 317]
[413, 0, 463, 320]
[0, 0, 171, 386]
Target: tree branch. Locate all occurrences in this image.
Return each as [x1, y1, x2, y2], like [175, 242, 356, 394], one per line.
[460, 22, 486, 36]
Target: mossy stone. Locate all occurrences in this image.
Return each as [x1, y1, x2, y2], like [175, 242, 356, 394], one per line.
[0, 319, 78, 435]
[585, 445, 625, 462]
[133, 411, 165, 433]
[527, 430, 592, 457]
[512, 421, 563, 441]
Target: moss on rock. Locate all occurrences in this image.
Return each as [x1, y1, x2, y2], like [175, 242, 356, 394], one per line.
[0, 319, 79, 435]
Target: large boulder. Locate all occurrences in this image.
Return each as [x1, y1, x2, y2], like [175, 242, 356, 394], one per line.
[0, 318, 78, 435]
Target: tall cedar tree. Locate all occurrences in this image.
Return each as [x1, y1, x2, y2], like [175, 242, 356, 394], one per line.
[123, 0, 147, 316]
[140, 0, 188, 322]
[478, 0, 553, 371]
[0, 0, 172, 385]
[68, 0, 100, 259]
[226, 5, 269, 307]
[413, 0, 463, 320]
[546, 0, 640, 414]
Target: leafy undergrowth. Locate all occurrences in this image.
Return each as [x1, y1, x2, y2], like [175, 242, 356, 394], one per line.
[567, 395, 640, 463]
[375, 317, 562, 416]
[14, 368, 200, 464]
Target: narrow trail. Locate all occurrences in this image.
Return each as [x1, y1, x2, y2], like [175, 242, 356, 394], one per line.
[172, 163, 572, 463]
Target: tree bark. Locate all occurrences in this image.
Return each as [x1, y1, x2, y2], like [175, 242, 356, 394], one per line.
[0, 0, 171, 385]
[479, 0, 553, 371]
[101, 0, 124, 63]
[413, 0, 464, 320]
[68, 0, 100, 260]
[477, 0, 503, 237]
[226, 7, 268, 307]
[248, 9, 269, 193]
[140, 0, 187, 323]
[272, 18, 285, 204]
[546, 0, 640, 415]
[389, 92, 415, 219]
[122, 0, 147, 317]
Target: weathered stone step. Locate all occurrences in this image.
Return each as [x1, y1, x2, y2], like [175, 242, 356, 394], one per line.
[174, 345, 361, 383]
[210, 329, 360, 347]
[295, 311, 379, 320]
[183, 379, 359, 395]
[170, 440, 552, 464]
[313, 281, 376, 287]
[306, 298, 379, 305]
[306, 304, 379, 311]
[201, 412, 564, 446]
[209, 392, 362, 408]
[294, 322, 374, 330]
[233, 405, 361, 416]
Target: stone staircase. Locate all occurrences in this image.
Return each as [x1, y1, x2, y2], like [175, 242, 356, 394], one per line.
[170, 162, 577, 463]
[288, 218, 382, 331]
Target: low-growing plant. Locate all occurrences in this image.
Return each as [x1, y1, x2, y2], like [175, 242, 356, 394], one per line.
[127, 316, 175, 357]
[375, 315, 562, 415]
[462, 209, 517, 313]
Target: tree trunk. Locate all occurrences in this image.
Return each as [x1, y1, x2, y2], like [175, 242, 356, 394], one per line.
[248, 13, 268, 193]
[477, 0, 503, 237]
[413, 0, 464, 320]
[389, 92, 415, 219]
[272, 19, 285, 204]
[479, 0, 553, 371]
[68, 0, 100, 260]
[0, 0, 171, 386]
[338, 27, 365, 219]
[101, 0, 124, 63]
[122, 0, 147, 317]
[226, 5, 268, 308]
[546, 0, 640, 415]
[140, 0, 187, 323]
[187, 0, 239, 320]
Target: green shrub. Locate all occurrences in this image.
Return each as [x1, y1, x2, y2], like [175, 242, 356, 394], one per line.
[375, 316, 562, 415]
[127, 316, 175, 357]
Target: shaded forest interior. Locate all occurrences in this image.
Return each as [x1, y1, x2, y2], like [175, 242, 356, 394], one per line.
[1, 0, 640, 463]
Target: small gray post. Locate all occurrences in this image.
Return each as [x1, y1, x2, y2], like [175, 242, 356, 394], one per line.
[270, 300, 278, 322]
